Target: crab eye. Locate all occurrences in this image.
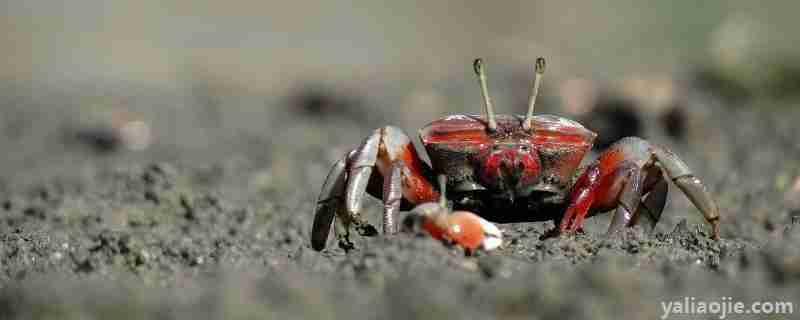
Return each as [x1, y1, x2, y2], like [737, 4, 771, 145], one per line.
[519, 145, 530, 152]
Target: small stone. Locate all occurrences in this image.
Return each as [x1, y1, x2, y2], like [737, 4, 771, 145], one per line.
[671, 219, 690, 236]
[71, 109, 151, 153]
[784, 176, 800, 212]
[140, 250, 151, 262]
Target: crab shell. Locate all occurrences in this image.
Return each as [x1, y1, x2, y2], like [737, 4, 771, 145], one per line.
[419, 114, 597, 203]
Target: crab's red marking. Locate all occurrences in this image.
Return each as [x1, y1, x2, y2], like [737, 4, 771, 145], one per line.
[516, 148, 542, 186]
[559, 147, 641, 232]
[419, 115, 491, 146]
[530, 125, 595, 146]
[597, 148, 626, 174]
[398, 143, 439, 203]
[479, 145, 542, 188]
[420, 115, 595, 186]
[376, 136, 439, 205]
[592, 149, 631, 209]
[559, 165, 600, 232]
[445, 211, 485, 250]
[420, 114, 595, 146]
[421, 219, 441, 239]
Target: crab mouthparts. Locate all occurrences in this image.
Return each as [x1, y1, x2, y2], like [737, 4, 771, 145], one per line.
[532, 181, 560, 194]
[495, 160, 534, 202]
[506, 190, 515, 203]
[529, 182, 564, 204]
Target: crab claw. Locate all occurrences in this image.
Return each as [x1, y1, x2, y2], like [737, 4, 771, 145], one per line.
[473, 213, 503, 250]
[402, 203, 503, 252]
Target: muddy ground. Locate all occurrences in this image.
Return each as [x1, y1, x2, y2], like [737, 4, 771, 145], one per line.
[0, 73, 798, 320]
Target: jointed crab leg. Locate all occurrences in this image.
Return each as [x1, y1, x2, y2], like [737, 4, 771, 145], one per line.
[605, 161, 646, 233]
[634, 174, 668, 231]
[343, 131, 381, 237]
[311, 126, 439, 251]
[652, 146, 720, 238]
[559, 137, 720, 239]
[311, 158, 347, 251]
[382, 161, 404, 234]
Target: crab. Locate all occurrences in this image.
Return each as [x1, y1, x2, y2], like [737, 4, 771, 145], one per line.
[311, 57, 720, 252]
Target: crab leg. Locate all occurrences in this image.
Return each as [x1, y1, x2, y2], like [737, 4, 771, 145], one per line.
[652, 145, 720, 239]
[559, 137, 720, 239]
[630, 167, 669, 231]
[604, 163, 668, 234]
[558, 165, 600, 233]
[605, 161, 645, 234]
[311, 158, 347, 251]
[311, 126, 439, 251]
[343, 132, 381, 237]
[311, 156, 362, 251]
[333, 207, 355, 251]
[382, 161, 404, 234]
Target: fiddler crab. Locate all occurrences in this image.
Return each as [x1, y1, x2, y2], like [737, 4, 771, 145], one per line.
[311, 57, 720, 254]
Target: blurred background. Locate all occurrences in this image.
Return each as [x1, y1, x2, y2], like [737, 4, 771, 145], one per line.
[1, 1, 800, 319]
[4, 0, 800, 88]
[1, 0, 799, 180]
[2, 0, 799, 204]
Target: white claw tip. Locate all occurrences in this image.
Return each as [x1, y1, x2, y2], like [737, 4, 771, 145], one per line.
[482, 237, 503, 251]
[476, 216, 503, 251]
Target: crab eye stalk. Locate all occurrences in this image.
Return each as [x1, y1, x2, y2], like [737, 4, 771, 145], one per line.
[523, 57, 546, 131]
[473, 58, 498, 132]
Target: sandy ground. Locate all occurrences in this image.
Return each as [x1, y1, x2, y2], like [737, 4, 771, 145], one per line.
[0, 71, 798, 320]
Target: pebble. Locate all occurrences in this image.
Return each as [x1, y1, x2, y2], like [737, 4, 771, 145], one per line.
[784, 176, 800, 212]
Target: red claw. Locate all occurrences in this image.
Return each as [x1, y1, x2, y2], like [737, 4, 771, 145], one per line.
[420, 210, 503, 252]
